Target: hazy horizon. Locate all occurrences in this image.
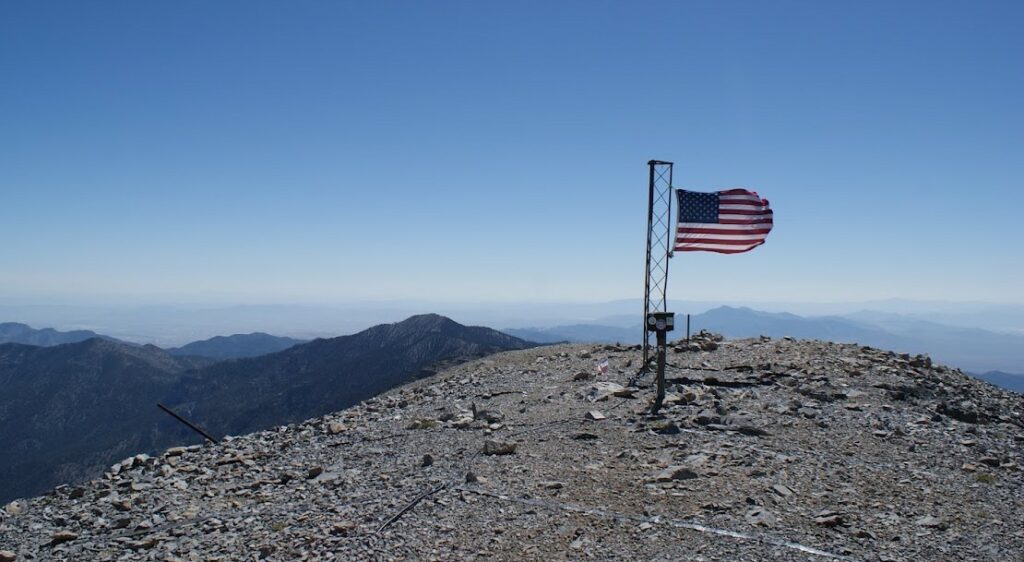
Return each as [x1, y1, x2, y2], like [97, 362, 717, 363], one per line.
[4, 297, 1023, 347]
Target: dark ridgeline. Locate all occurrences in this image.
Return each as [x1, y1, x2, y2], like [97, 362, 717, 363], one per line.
[0, 322, 116, 347]
[0, 314, 534, 503]
[0, 339, 207, 504]
[166, 332, 308, 360]
[172, 314, 533, 438]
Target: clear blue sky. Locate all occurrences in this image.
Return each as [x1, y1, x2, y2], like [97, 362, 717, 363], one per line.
[1, 1, 1021, 305]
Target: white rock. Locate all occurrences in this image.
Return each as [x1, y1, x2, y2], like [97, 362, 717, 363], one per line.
[745, 508, 776, 527]
[587, 382, 634, 402]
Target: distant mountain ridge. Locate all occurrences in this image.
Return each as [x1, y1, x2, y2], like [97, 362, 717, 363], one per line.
[0, 315, 533, 503]
[690, 307, 1024, 376]
[170, 314, 534, 437]
[973, 371, 1024, 394]
[167, 332, 307, 360]
[0, 322, 116, 346]
[503, 306, 1024, 385]
[0, 322, 308, 359]
[504, 324, 638, 345]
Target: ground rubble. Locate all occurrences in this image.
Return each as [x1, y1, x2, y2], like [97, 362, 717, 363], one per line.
[1, 336, 1022, 561]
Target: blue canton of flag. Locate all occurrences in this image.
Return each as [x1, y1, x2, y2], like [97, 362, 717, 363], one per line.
[677, 191, 720, 223]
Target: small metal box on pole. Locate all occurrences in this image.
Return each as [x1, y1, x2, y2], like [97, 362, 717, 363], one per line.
[646, 311, 674, 413]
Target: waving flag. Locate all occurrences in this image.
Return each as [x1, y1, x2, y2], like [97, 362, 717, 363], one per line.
[674, 188, 773, 254]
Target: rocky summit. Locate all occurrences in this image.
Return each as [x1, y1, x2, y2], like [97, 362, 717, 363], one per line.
[1, 335, 1022, 561]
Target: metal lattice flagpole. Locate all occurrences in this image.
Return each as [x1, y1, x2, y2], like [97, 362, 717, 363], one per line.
[641, 160, 673, 374]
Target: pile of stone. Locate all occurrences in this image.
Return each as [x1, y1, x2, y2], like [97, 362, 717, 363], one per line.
[673, 329, 724, 352]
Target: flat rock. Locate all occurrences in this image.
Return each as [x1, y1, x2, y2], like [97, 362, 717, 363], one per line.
[407, 418, 440, 430]
[771, 484, 794, 498]
[49, 531, 78, 545]
[587, 382, 634, 401]
[694, 409, 719, 425]
[797, 407, 820, 419]
[654, 466, 698, 482]
[814, 512, 844, 527]
[482, 439, 517, 455]
[128, 537, 158, 550]
[331, 521, 357, 536]
[916, 515, 945, 528]
[745, 508, 776, 527]
[653, 422, 680, 435]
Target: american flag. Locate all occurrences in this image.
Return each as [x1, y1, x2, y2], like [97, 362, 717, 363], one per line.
[674, 188, 773, 254]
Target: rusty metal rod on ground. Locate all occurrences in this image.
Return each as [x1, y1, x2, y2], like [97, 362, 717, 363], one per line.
[157, 403, 219, 444]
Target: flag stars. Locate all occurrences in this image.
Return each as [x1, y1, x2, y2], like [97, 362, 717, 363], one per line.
[677, 190, 719, 223]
